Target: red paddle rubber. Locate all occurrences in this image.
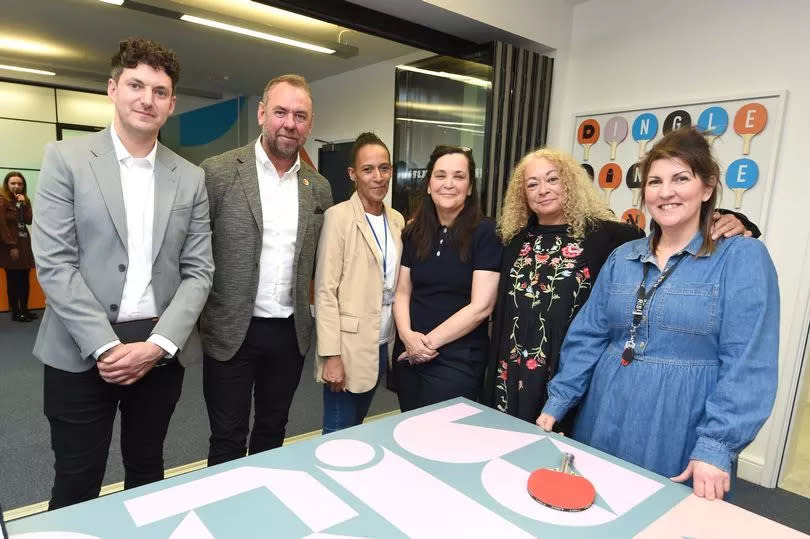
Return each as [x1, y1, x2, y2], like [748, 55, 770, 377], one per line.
[527, 454, 596, 512]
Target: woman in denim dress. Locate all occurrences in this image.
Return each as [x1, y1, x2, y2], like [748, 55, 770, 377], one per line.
[538, 127, 779, 501]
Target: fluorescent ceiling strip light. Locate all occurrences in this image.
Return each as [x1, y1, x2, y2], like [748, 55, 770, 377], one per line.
[181, 14, 335, 54]
[0, 64, 55, 76]
[98, 0, 124, 5]
[397, 65, 491, 88]
[395, 117, 482, 127]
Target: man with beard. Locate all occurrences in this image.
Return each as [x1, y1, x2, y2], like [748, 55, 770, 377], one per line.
[200, 74, 332, 465]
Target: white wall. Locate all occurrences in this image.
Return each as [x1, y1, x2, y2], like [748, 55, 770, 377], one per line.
[550, 0, 810, 486]
[424, 0, 574, 50]
[304, 51, 432, 204]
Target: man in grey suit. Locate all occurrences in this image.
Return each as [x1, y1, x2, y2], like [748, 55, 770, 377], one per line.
[201, 74, 332, 465]
[32, 39, 213, 509]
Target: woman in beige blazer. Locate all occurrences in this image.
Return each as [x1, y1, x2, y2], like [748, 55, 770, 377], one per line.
[314, 133, 405, 433]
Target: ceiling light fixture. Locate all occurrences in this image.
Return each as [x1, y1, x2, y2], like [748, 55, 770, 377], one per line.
[180, 14, 335, 54]
[98, 0, 125, 5]
[0, 64, 55, 76]
[397, 65, 491, 88]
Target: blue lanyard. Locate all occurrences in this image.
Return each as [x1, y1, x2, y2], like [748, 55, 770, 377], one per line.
[365, 212, 388, 275]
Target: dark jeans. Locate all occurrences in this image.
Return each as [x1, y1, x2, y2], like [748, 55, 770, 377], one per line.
[203, 316, 304, 466]
[4, 268, 29, 315]
[393, 343, 487, 412]
[322, 344, 387, 434]
[44, 361, 184, 510]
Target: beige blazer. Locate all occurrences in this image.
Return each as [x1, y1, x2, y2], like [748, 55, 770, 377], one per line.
[314, 192, 405, 393]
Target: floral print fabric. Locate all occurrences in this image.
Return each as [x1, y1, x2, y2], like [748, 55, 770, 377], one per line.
[494, 223, 592, 422]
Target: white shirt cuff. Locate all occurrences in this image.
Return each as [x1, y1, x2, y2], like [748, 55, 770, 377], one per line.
[148, 334, 178, 358]
[93, 340, 121, 360]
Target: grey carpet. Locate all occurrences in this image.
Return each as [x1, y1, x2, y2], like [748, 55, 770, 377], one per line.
[1, 313, 808, 536]
[0, 311, 398, 509]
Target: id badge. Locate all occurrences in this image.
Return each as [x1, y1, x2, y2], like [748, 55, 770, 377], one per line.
[382, 287, 395, 306]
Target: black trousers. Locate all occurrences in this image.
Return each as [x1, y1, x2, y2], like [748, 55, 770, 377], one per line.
[4, 268, 29, 315]
[393, 344, 487, 412]
[44, 361, 184, 510]
[204, 316, 304, 466]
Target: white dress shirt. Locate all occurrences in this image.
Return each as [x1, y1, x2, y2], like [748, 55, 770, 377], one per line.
[93, 125, 177, 359]
[253, 137, 300, 318]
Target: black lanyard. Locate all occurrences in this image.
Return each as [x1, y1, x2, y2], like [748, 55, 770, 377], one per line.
[621, 255, 685, 366]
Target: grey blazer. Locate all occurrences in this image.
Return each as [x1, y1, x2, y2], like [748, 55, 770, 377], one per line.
[32, 128, 214, 373]
[200, 140, 333, 362]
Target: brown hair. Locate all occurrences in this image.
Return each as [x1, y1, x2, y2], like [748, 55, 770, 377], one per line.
[2, 171, 28, 203]
[262, 74, 313, 104]
[403, 145, 483, 262]
[640, 127, 720, 256]
[111, 38, 180, 91]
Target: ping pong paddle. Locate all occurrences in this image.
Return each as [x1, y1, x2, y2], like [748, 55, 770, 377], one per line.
[725, 158, 759, 209]
[632, 113, 658, 157]
[697, 106, 729, 145]
[604, 116, 628, 160]
[625, 162, 642, 207]
[577, 119, 600, 161]
[527, 452, 596, 512]
[581, 163, 594, 181]
[733, 102, 767, 155]
[622, 208, 646, 230]
[662, 110, 692, 134]
[598, 163, 622, 205]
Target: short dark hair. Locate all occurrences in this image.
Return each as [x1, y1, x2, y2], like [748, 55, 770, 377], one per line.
[349, 132, 390, 168]
[404, 145, 483, 262]
[111, 38, 180, 92]
[640, 127, 721, 256]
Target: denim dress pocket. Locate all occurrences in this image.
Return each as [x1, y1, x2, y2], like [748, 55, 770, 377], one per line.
[606, 283, 635, 329]
[656, 283, 718, 335]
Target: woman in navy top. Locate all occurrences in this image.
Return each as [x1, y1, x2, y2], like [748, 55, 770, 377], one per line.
[538, 127, 779, 501]
[392, 145, 502, 411]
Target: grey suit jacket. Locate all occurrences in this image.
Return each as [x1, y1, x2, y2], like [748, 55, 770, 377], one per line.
[32, 128, 214, 373]
[200, 140, 333, 362]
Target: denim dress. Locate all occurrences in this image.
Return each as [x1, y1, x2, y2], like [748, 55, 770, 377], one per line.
[542, 232, 779, 478]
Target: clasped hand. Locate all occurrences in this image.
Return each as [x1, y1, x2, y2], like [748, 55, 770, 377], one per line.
[399, 330, 437, 364]
[97, 342, 165, 385]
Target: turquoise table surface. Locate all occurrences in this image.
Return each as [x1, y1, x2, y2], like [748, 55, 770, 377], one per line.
[6, 398, 703, 538]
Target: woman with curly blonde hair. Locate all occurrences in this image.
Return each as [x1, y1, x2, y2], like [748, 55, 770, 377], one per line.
[483, 146, 752, 426]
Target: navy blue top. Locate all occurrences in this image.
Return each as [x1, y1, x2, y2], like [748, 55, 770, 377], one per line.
[401, 218, 502, 353]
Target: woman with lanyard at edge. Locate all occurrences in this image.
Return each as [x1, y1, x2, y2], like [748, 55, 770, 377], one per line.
[314, 132, 405, 433]
[537, 127, 779, 501]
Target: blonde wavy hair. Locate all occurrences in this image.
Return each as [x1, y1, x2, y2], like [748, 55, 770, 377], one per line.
[497, 148, 616, 244]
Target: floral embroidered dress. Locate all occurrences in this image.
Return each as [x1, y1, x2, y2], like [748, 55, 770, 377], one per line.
[493, 223, 592, 421]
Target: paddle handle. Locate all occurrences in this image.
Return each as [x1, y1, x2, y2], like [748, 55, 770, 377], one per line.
[733, 188, 745, 209]
[742, 134, 753, 155]
[609, 141, 619, 160]
[582, 143, 592, 161]
[706, 134, 718, 146]
[604, 187, 613, 206]
[638, 140, 648, 158]
[561, 452, 574, 474]
[632, 188, 642, 207]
